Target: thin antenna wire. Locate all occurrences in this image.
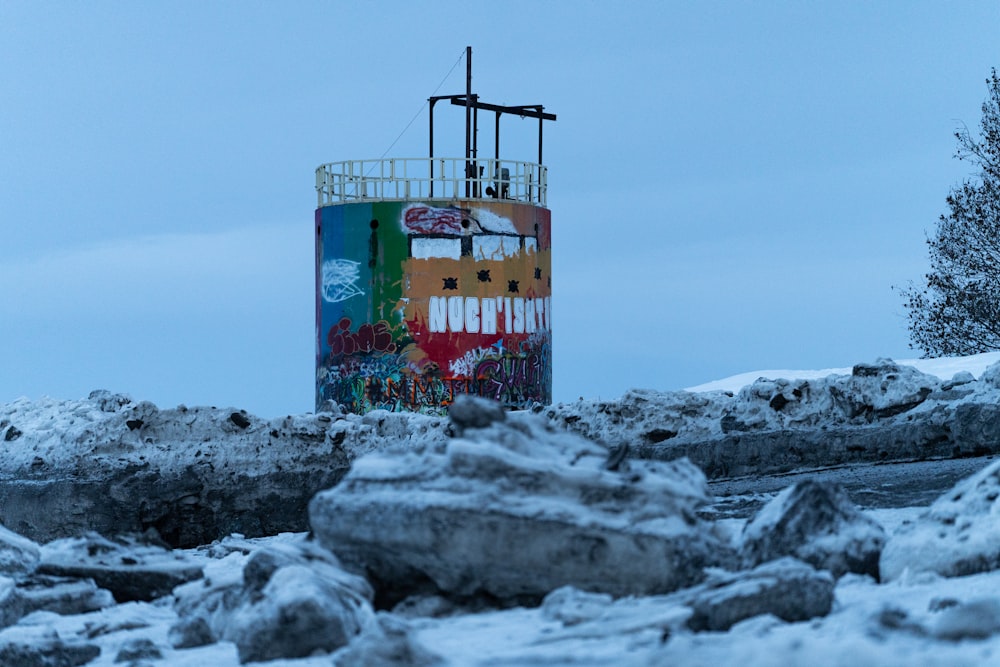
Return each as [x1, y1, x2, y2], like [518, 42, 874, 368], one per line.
[372, 48, 466, 164]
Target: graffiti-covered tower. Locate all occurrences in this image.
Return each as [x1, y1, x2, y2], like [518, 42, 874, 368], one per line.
[315, 48, 556, 414]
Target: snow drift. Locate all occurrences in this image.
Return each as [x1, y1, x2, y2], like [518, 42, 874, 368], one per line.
[4, 356, 1000, 663]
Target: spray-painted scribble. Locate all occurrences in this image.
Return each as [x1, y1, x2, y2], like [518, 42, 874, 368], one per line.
[322, 259, 364, 303]
[449, 346, 497, 377]
[403, 205, 481, 234]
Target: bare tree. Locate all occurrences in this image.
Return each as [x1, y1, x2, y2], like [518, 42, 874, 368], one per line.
[902, 69, 1000, 356]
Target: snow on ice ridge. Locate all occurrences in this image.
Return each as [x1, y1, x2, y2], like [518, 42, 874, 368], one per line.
[7, 357, 1000, 662]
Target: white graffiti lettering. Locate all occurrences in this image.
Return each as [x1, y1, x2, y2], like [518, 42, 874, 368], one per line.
[448, 296, 464, 333]
[428, 295, 551, 335]
[449, 346, 496, 376]
[429, 296, 447, 332]
[481, 297, 497, 334]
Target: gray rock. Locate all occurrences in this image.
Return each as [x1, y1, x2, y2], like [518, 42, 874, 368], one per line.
[681, 558, 835, 632]
[170, 537, 375, 664]
[239, 538, 343, 594]
[882, 459, 1000, 580]
[0, 634, 100, 667]
[0, 523, 40, 577]
[448, 395, 505, 435]
[2, 420, 23, 442]
[741, 479, 887, 579]
[310, 411, 736, 605]
[167, 616, 215, 649]
[333, 613, 445, 667]
[37, 532, 203, 602]
[170, 558, 246, 649]
[226, 563, 373, 663]
[0, 574, 114, 628]
[114, 637, 162, 662]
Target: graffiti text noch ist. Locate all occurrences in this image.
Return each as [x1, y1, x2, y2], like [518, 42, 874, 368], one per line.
[427, 296, 551, 335]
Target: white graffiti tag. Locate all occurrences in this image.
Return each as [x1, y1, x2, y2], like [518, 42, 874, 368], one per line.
[322, 259, 364, 303]
[449, 346, 497, 377]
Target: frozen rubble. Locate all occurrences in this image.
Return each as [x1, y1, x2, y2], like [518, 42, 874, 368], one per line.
[38, 532, 204, 602]
[741, 479, 887, 580]
[170, 537, 375, 663]
[548, 358, 1000, 478]
[881, 457, 1000, 582]
[0, 523, 40, 577]
[3, 357, 1000, 547]
[309, 396, 736, 605]
[5, 356, 1000, 662]
[0, 391, 448, 547]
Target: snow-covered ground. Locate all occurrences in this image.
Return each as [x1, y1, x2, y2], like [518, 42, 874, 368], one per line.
[5, 354, 1000, 665]
[5, 505, 1000, 666]
[687, 351, 1000, 393]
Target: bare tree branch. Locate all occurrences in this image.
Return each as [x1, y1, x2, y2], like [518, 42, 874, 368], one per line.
[901, 69, 1000, 356]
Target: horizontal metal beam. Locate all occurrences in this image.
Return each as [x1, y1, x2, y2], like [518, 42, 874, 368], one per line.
[436, 95, 557, 121]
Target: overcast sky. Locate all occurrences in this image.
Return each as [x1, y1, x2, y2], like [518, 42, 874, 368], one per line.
[3, 2, 1000, 417]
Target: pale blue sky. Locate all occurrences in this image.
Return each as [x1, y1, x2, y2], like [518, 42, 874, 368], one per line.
[2, 2, 999, 416]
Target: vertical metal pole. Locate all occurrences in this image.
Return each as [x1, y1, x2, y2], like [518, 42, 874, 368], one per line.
[536, 110, 544, 202]
[429, 99, 435, 197]
[473, 99, 479, 196]
[538, 108, 544, 166]
[494, 111, 501, 199]
[495, 111, 500, 162]
[465, 45, 472, 198]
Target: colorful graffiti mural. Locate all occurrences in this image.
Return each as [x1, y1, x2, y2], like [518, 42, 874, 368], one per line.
[316, 200, 551, 414]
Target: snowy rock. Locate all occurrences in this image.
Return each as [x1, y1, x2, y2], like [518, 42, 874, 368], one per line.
[524, 590, 693, 653]
[87, 389, 133, 413]
[114, 636, 163, 662]
[332, 613, 446, 667]
[171, 536, 375, 663]
[391, 595, 459, 619]
[881, 459, 1000, 581]
[226, 565, 371, 663]
[931, 598, 1000, 641]
[680, 558, 835, 632]
[310, 408, 736, 605]
[0, 577, 16, 627]
[741, 479, 887, 579]
[0, 574, 114, 629]
[169, 552, 248, 649]
[0, 523, 40, 577]
[0, 632, 100, 667]
[447, 395, 506, 435]
[37, 532, 203, 602]
[541, 586, 615, 626]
